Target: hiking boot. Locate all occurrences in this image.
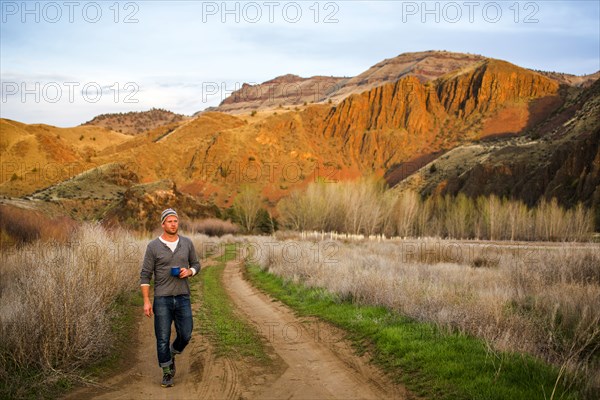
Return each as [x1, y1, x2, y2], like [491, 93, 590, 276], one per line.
[170, 356, 176, 377]
[161, 372, 174, 388]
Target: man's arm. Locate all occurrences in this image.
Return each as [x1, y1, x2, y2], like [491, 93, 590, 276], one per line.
[140, 244, 154, 317]
[187, 238, 201, 276]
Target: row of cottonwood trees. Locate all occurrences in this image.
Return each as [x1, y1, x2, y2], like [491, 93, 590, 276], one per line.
[270, 178, 594, 241]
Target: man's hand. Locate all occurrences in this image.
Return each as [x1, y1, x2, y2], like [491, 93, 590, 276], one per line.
[179, 268, 193, 279]
[141, 285, 152, 317]
[144, 301, 153, 318]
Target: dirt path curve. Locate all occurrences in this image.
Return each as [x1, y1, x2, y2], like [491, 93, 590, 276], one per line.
[62, 260, 218, 400]
[222, 260, 408, 400]
[65, 258, 408, 399]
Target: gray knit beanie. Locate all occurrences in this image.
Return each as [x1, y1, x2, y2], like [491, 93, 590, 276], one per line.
[161, 208, 178, 224]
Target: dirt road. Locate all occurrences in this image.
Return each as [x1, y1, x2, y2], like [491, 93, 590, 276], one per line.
[66, 259, 407, 399]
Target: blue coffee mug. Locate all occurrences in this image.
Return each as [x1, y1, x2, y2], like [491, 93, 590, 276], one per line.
[170, 266, 181, 276]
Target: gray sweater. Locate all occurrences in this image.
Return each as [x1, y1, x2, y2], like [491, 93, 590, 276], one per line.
[140, 236, 201, 297]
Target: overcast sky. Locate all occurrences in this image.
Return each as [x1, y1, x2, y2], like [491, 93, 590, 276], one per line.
[1, 0, 599, 127]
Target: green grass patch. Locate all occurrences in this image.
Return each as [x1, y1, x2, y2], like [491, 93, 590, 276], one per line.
[87, 290, 143, 376]
[194, 245, 267, 360]
[245, 264, 583, 400]
[215, 243, 238, 263]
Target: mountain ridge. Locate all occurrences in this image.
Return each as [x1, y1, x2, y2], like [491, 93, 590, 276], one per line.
[1, 50, 598, 229]
[207, 50, 598, 116]
[82, 108, 189, 135]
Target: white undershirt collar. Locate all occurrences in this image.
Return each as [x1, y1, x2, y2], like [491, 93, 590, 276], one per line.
[159, 236, 179, 252]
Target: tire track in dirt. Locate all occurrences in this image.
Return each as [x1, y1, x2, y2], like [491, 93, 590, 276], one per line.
[62, 257, 245, 400]
[62, 307, 205, 399]
[192, 337, 244, 400]
[222, 260, 409, 400]
[64, 256, 409, 399]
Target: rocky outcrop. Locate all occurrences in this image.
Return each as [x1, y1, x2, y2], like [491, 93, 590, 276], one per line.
[327, 50, 486, 102]
[320, 60, 561, 169]
[105, 180, 217, 231]
[321, 77, 452, 168]
[212, 51, 487, 114]
[425, 78, 600, 227]
[436, 60, 560, 119]
[216, 74, 347, 113]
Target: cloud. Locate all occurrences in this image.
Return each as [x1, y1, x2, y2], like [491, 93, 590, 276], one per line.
[1, 0, 598, 126]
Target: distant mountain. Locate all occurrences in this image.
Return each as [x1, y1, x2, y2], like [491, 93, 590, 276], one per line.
[210, 74, 347, 114]
[2, 50, 598, 229]
[81, 108, 189, 135]
[79, 59, 571, 204]
[209, 50, 599, 115]
[325, 50, 487, 102]
[393, 78, 600, 217]
[537, 71, 600, 88]
[321, 59, 559, 169]
[210, 50, 487, 114]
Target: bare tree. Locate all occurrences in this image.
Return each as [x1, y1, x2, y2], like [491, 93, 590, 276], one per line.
[277, 190, 303, 231]
[233, 185, 262, 233]
[393, 190, 421, 237]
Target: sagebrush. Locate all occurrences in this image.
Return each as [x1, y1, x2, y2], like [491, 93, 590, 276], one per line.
[0, 224, 145, 397]
[248, 235, 600, 395]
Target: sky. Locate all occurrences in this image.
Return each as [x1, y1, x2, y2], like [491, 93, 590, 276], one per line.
[1, 0, 599, 127]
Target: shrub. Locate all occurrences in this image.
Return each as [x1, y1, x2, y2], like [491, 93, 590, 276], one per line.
[0, 224, 145, 396]
[232, 185, 262, 233]
[0, 205, 77, 246]
[247, 235, 600, 395]
[181, 218, 239, 237]
[275, 180, 595, 242]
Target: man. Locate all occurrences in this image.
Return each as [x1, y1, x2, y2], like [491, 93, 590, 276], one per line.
[140, 208, 200, 388]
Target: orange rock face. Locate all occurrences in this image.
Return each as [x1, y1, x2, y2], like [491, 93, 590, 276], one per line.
[436, 60, 559, 119]
[3, 51, 595, 223]
[317, 60, 560, 170]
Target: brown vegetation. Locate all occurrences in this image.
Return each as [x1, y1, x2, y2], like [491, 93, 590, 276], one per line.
[232, 185, 264, 233]
[249, 235, 600, 394]
[277, 179, 595, 241]
[0, 225, 145, 396]
[180, 218, 239, 237]
[0, 204, 77, 246]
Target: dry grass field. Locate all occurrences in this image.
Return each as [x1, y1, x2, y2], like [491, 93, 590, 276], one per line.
[248, 234, 600, 393]
[1, 216, 597, 397]
[0, 224, 145, 396]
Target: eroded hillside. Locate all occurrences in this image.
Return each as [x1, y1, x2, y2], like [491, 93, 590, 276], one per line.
[1, 51, 597, 229]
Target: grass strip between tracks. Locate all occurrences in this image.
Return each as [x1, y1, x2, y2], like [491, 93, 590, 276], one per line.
[245, 263, 583, 400]
[194, 244, 268, 361]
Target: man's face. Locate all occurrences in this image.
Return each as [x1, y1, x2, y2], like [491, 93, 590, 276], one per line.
[162, 215, 179, 235]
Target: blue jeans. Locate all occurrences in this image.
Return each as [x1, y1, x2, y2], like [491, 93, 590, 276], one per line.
[153, 295, 193, 368]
